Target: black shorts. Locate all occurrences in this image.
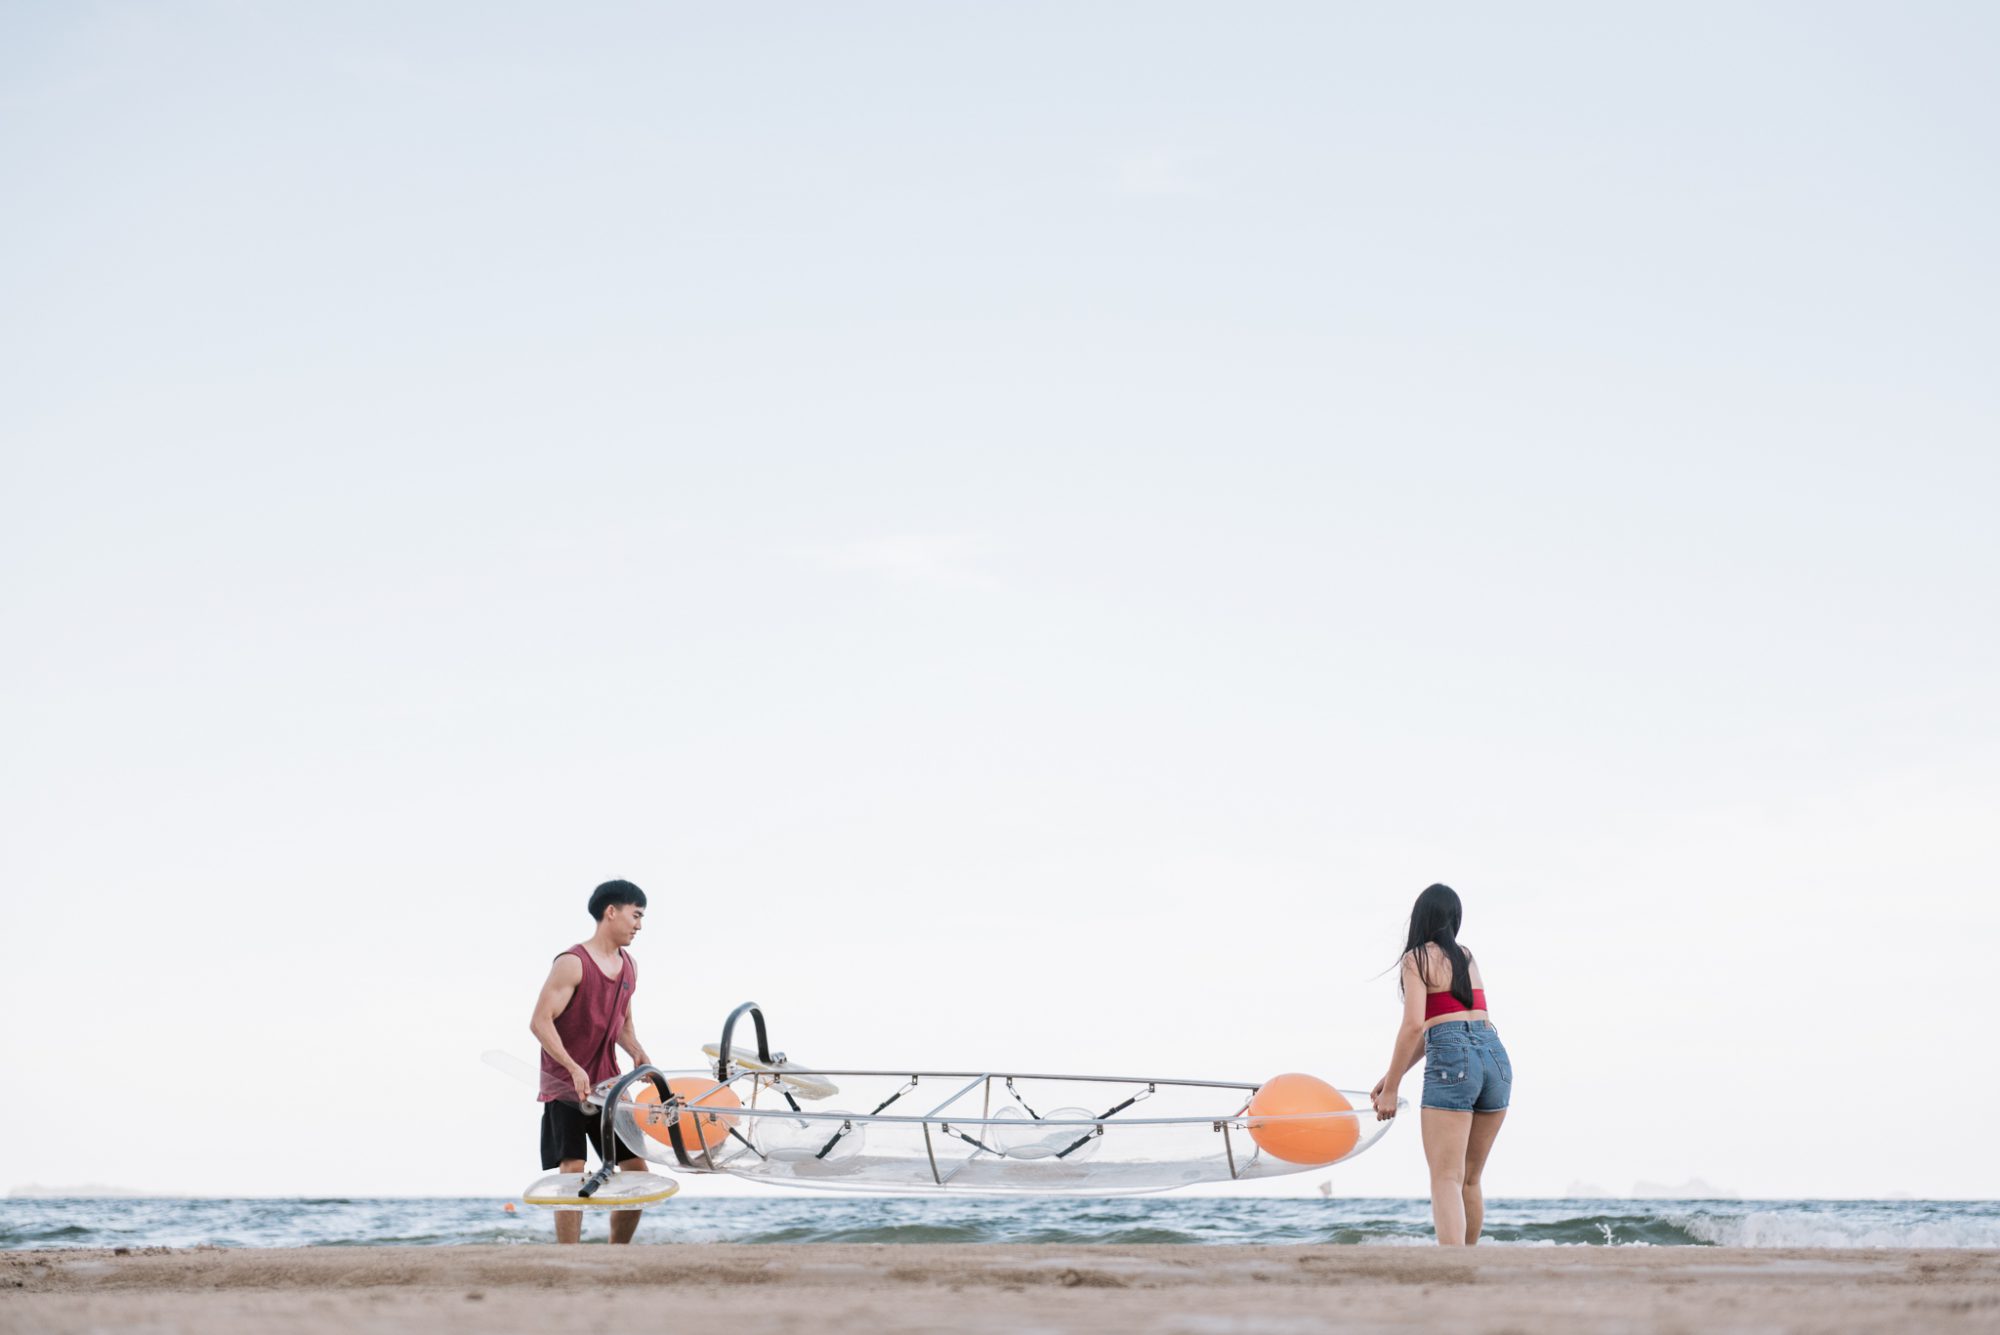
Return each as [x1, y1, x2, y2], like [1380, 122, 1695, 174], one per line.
[539, 1100, 644, 1171]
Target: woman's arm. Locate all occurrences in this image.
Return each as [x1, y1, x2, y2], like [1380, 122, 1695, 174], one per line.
[1369, 953, 1429, 1119]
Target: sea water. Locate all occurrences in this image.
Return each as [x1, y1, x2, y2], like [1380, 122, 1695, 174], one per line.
[5, 1196, 1999, 1250]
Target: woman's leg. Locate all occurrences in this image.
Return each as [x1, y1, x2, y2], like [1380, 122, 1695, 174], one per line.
[1420, 1108, 1474, 1245]
[1462, 1110, 1507, 1244]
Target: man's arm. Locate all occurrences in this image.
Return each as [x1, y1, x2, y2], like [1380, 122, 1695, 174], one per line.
[530, 954, 594, 1104]
[616, 1010, 650, 1069]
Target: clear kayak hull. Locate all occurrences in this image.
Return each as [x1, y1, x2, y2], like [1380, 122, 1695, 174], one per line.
[606, 1065, 1397, 1195]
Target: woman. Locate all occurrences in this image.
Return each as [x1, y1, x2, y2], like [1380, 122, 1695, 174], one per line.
[1370, 883, 1511, 1246]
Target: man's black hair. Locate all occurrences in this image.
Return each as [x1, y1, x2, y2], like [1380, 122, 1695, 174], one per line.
[588, 879, 647, 920]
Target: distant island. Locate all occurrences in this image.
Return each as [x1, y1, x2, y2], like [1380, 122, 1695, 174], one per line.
[1629, 1178, 1741, 1200]
[1559, 1179, 1743, 1199]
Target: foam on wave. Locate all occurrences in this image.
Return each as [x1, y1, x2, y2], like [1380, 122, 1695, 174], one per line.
[1672, 1208, 2000, 1250]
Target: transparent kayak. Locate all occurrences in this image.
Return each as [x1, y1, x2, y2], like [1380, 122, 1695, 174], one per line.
[573, 1003, 1400, 1197]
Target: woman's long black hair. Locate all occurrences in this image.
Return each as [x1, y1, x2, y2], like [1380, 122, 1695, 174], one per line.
[1402, 883, 1475, 1011]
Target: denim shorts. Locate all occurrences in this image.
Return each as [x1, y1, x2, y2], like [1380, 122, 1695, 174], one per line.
[1422, 1020, 1511, 1112]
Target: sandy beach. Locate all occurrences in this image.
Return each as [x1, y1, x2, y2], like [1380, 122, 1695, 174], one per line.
[5, 1244, 1997, 1333]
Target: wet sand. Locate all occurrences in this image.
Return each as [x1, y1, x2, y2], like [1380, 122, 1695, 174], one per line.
[5, 1243, 1998, 1333]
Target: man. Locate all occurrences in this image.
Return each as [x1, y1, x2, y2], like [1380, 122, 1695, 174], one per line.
[529, 878, 653, 1244]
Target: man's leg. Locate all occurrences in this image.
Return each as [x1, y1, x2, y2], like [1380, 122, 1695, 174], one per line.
[608, 1158, 648, 1244]
[554, 1159, 585, 1244]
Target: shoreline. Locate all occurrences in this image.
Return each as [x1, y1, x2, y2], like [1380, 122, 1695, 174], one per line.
[7, 1244, 1999, 1333]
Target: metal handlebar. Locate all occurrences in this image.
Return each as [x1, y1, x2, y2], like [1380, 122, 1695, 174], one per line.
[715, 1000, 775, 1079]
[580, 1065, 677, 1194]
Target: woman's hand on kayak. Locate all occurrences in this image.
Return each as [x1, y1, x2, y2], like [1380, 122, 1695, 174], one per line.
[1369, 1076, 1399, 1120]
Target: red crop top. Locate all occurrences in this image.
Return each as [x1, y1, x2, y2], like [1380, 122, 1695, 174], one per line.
[1424, 988, 1487, 1019]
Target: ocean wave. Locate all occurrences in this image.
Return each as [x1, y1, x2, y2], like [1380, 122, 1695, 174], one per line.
[5, 1197, 1998, 1250]
[1671, 1208, 2000, 1250]
[0, 1223, 96, 1245]
[1015, 1226, 1204, 1245]
[320, 1230, 538, 1248]
[736, 1222, 993, 1244]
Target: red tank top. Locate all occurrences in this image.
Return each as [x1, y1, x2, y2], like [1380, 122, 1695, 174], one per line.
[538, 945, 637, 1102]
[1425, 988, 1487, 1020]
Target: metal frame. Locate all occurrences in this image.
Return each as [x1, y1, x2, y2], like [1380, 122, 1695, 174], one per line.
[919, 1074, 990, 1118]
[758, 1067, 1261, 1090]
[577, 1002, 1397, 1195]
[578, 1065, 674, 1199]
[654, 1070, 1319, 1129]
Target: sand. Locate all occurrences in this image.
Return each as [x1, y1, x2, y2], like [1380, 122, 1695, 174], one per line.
[5, 1244, 1998, 1333]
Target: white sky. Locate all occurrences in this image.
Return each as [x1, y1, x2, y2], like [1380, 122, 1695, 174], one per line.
[2, 2, 1996, 1201]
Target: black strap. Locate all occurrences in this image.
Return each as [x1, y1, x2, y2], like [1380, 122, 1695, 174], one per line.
[817, 1077, 917, 1159]
[1055, 1086, 1154, 1159]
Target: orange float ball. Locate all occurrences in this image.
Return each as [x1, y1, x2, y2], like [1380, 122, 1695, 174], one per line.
[1246, 1073, 1360, 1165]
[634, 1078, 743, 1153]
